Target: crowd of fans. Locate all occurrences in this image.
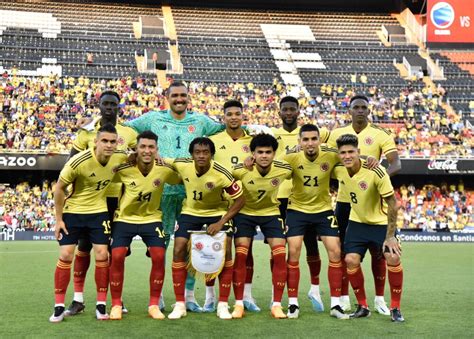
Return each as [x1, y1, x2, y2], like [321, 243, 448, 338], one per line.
[0, 74, 472, 157]
[1, 181, 472, 232]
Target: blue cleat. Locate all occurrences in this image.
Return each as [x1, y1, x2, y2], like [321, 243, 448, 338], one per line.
[243, 298, 261, 312]
[203, 299, 216, 313]
[186, 300, 203, 313]
[308, 292, 325, 312]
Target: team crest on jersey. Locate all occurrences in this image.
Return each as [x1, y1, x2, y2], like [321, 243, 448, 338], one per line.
[194, 241, 204, 251]
[271, 178, 280, 187]
[153, 179, 162, 187]
[205, 182, 215, 190]
[117, 136, 124, 145]
[359, 181, 368, 190]
[212, 242, 222, 251]
[320, 162, 329, 172]
[242, 145, 250, 153]
[365, 137, 374, 146]
[188, 125, 196, 133]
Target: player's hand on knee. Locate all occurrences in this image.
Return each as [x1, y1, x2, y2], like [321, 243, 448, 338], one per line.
[383, 237, 402, 258]
[55, 220, 69, 240]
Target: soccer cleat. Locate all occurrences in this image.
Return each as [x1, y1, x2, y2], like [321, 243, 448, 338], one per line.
[216, 302, 232, 320]
[95, 304, 110, 320]
[148, 305, 165, 320]
[243, 298, 261, 312]
[330, 305, 350, 320]
[110, 305, 122, 320]
[185, 300, 203, 313]
[168, 303, 187, 320]
[287, 304, 300, 319]
[231, 305, 245, 319]
[49, 306, 65, 323]
[374, 298, 390, 316]
[121, 302, 128, 314]
[390, 308, 405, 323]
[64, 300, 85, 316]
[349, 304, 371, 319]
[308, 292, 324, 312]
[340, 296, 351, 312]
[203, 298, 216, 313]
[271, 305, 287, 319]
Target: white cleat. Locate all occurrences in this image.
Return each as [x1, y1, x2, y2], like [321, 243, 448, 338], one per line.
[168, 302, 187, 320]
[217, 302, 232, 320]
[95, 304, 110, 320]
[49, 306, 65, 323]
[330, 305, 350, 320]
[287, 304, 300, 319]
[374, 298, 391, 316]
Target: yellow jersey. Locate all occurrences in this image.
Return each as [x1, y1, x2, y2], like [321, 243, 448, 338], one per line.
[327, 123, 397, 203]
[113, 162, 181, 223]
[283, 146, 340, 214]
[333, 160, 394, 225]
[232, 160, 292, 216]
[172, 159, 243, 217]
[209, 129, 252, 170]
[272, 126, 329, 199]
[59, 149, 128, 214]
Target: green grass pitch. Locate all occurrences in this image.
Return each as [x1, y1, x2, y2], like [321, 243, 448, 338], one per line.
[0, 241, 472, 338]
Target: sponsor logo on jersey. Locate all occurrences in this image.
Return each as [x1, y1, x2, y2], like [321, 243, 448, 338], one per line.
[130, 181, 136, 186]
[89, 172, 96, 177]
[365, 136, 374, 145]
[220, 145, 226, 150]
[320, 162, 329, 172]
[205, 182, 215, 190]
[247, 180, 255, 185]
[298, 165, 304, 170]
[359, 181, 368, 190]
[271, 178, 280, 187]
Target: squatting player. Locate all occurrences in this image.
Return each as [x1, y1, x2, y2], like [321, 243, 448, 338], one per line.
[167, 137, 245, 320]
[231, 134, 292, 319]
[283, 124, 347, 319]
[50, 124, 127, 322]
[108, 131, 181, 320]
[334, 134, 404, 322]
[66, 90, 137, 316]
[327, 94, 401, 314]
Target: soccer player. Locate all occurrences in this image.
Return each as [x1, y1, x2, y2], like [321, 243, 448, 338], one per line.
[272, 96, 329, 311]
[209, 99, 260, 312]
[283, 124, 348, 319]
[231, 133, 292, 319]
[327, 94, 401, 314]
[167, 137, 245, 320]
[334, 134, 404, 322]
[124, 81, 225, 312]
[50, 124, 127, 323]
[66, 90, 137, 316]
[108, 131, 181, 320]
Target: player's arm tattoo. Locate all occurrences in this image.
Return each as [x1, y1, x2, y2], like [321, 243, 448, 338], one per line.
[385, 151, 401, 177]
[384, 194, 398, 239]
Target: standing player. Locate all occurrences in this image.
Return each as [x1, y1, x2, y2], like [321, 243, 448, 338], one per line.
[50, 124, 127, 322]
[231, 134, 292, 319]
[327, 95, 401, 314]
[283, 124, 348, 319]
[334, 134, 404, 322]
[108, 131, 181, 320]
[209, 99, 260, 312]
[167, 137, 245, 320]
[272, 96, 329, 311]
[125, 81, 225, 312]
[66, 90, 137, 316]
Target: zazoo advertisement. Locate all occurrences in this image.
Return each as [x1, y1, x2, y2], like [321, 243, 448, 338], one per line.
[427, 0, 474, 43]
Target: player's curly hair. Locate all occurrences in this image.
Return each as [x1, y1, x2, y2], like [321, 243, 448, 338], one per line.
[189, 137, 216, 156]
[223, 99, 243, 111]
[279, 96, 299, 108]
[250, 133, 278, 152]
[99, 90, 120, 102]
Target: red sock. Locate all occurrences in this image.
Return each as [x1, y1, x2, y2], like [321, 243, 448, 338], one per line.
[347, 265, 367, 307]
[341, 259, 350, 295]
[370, 247, 386, 297]
[218, 260, 233, 302]
[109, 247, 127, 306]
[245, 245, 254, 284]
[232, 246, 248, 301]
[54, 259, 72, 304]
[172, 260, 187, 302]
[287, 261, 300, 298]
[306, 255, 321, 285]
[73, 251, 90, 294]
[328, 260, 343, 297]
[149, 247, 165, 306]
[95, 259, 109, 303]
[387, 263, 403, 309]
[271, 245, 287, 303]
